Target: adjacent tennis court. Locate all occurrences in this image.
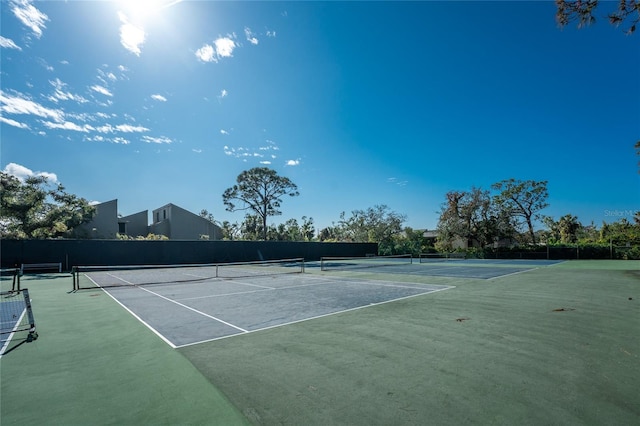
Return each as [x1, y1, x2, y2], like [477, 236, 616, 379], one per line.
[318, 255, 563, 279]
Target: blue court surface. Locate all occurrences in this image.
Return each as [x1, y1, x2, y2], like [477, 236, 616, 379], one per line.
[95, 273, 454, 348]
[316, 259, 564, 279]
[77, 259, 563, 349]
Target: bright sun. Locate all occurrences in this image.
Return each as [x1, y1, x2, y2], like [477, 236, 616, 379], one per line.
[118, 0, 179, 22]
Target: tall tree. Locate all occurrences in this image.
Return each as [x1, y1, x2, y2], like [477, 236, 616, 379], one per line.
[339, 205, 406, 254]
[555, 0, 640, 34]
[492, 179, 549, 244]
[222, 167, 299, 240]
[0, 172, 95, 239]
[437, 187, 515, 250]
[558, 214, 582, 243]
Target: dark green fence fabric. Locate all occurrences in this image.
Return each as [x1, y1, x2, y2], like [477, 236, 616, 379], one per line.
[1, 239, 378, 271]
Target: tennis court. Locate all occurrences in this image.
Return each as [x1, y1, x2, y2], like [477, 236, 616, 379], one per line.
[76, 262, 453, 347]
[318, 256, 564, 279]
[2, 260, 638, 426]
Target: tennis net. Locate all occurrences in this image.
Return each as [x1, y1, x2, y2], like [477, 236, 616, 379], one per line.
[1, 288, 36, 338]
[72, 258, 305, 290]
[320, 254, 413, 271]
[0, 268, 21, 293]
[418, 252, 467, 263]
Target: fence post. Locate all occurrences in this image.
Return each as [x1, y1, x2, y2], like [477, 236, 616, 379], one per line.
[610, 238, 613, 260]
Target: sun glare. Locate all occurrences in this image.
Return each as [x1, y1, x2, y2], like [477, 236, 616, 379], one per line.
[118, 0, 180, 23]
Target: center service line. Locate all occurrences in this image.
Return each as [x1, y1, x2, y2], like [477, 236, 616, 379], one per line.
[137, 286, 248, 333]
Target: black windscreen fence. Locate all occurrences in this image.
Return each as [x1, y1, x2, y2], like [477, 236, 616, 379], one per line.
[1, 239, 378, 272]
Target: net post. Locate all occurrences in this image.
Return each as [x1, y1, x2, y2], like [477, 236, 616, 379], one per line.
[71, 266, 76, 291]
[301, 258, 305, 273]
[22, 288, 36, 332]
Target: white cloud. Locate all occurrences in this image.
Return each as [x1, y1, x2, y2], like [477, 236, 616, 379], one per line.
[93, 124, 149, 133]
[48, 78, 89, 104]
[244, 27, 258, 45]
[0, 36, 21, 50]
[260, 161, 272, 165]
[215, 37, 236, 57]
[259, 140, 279, 151]
[218, 89, 228, 101]
[387, 177, 408, 187]
[192, 149, 202, 153]
[220, 129, 229, 135]
[142, 135, 173, 144]
[42, 121, 93, 132]
[224, 146, 257, 158]
[3, 162, 58, 183]
[11, 0, 48, 38]
[90, 85, 113, 97]
[196, 37, 236, 63]
[118, 12, 145, 56]
[0, 116, 29, 129]
[195, 44, 216, 62]
[286, 159, 301, 166]
[116, 124, 149, 133]
[266, 30, 276, 38]
[112, 137, 130, 144]
[0, 89, 64, 122]
[151, 94, 167, 102]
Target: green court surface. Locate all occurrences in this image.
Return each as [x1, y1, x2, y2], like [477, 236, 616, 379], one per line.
[2, 260, 639, 425]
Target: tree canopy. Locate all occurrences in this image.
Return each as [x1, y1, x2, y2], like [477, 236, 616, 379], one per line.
[222, 167, 299, 240]
[436, 179, 548, 249]
[437, 187, 516, 251]
[492, 179, 549, 244]
[0, 172, 95, 239]
[555, 0, 640, 34]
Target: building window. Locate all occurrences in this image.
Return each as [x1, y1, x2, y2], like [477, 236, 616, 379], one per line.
[156, 212, 160, 222]
[118, 222, 126, 234]
[163, 209, 167, 220]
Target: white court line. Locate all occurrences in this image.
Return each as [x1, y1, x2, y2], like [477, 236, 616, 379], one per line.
[216, 278, 276, 290]
[179, 276, 448, 301]
[177, 278, 330, 301]
[106, 272, 134, 284]
[0, 309, 27, 357]
[487, 267, 539, 280]
[95, 271, 457, 349]
[92, 273, 248, 343]
[293, 273, 452, 290]
[136, 286, 248, 333]
[176, 285, 455, 349]
[178, 287, 272, 301]
[84, 274, 178, 348]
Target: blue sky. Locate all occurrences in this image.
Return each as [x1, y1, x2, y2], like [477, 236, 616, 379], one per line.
[1, 0, 638, 232]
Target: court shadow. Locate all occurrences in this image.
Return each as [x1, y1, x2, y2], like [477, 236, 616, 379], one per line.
[1, 331, 38, 356]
